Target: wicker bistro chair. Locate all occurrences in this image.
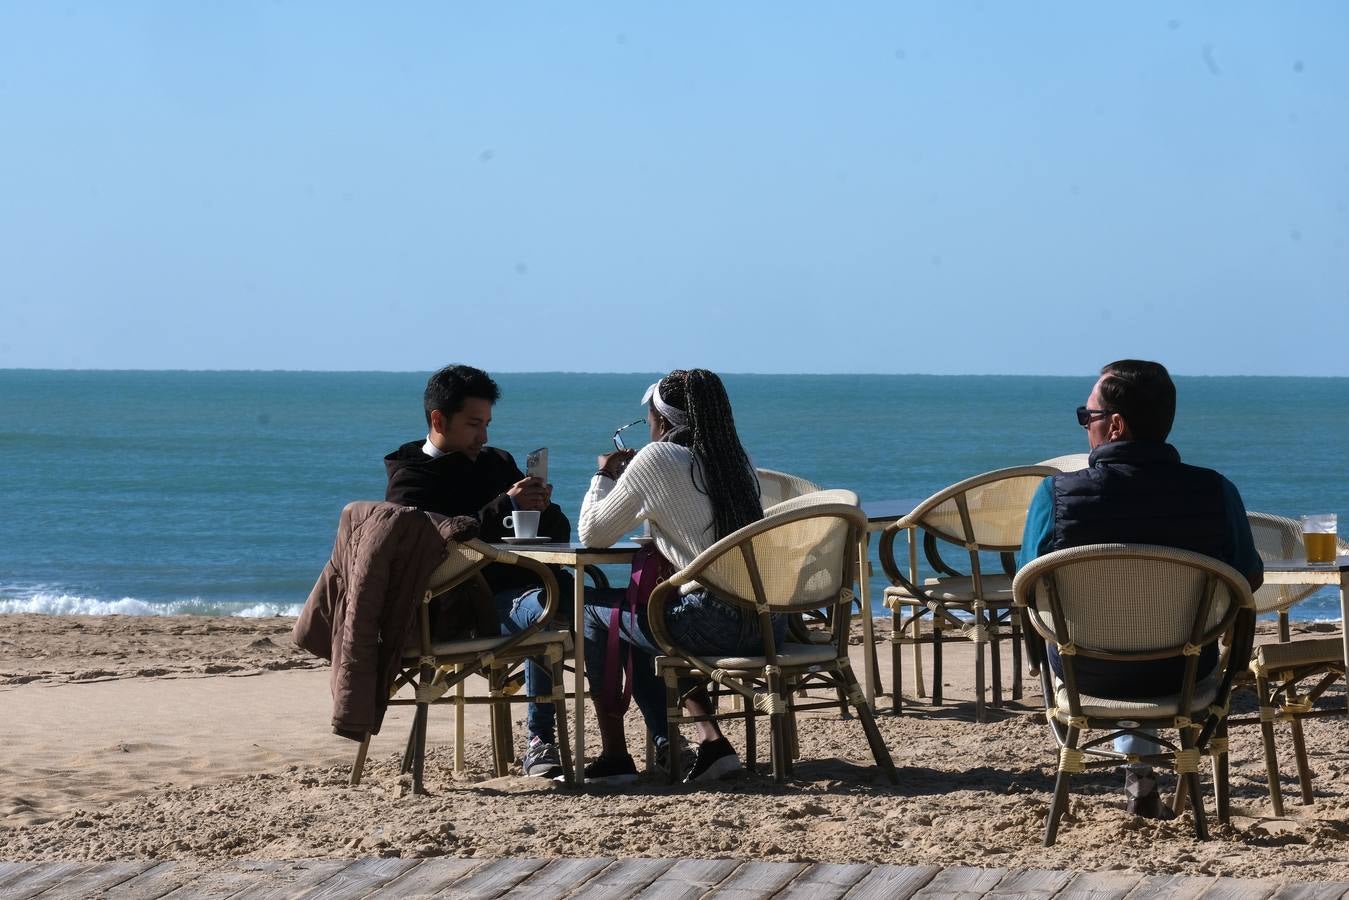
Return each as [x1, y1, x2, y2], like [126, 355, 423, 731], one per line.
[647, 489, 897, 784]
[1037, 453, 1090, 473]
[756, 468, 822, 508]
[756, 469, 842, 686]
[350, 538, 574, 794]
[1013, 544, 1256, 846]
[1227, 512, 1348, 815]
[878, 465, 1058, 721]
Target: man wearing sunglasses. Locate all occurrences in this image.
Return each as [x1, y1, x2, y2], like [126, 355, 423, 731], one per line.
[1018, 359, 1263, 818]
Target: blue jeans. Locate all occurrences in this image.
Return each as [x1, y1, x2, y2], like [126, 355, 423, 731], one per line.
[582, 589, 788, 744]
[494, 569, 575, 744]
[1115, 729, 1162, 761]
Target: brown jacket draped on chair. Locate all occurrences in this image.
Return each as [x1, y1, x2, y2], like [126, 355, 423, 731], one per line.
[293, 501, 479, 741]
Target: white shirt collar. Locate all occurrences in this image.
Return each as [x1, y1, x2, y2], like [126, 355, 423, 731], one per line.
[422, 435, 445, 459]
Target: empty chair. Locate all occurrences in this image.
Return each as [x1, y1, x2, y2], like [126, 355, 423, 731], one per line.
[756, 468, 822, 508]
[879, 465, 1057, 721]
[1227, 512, 1348, 814]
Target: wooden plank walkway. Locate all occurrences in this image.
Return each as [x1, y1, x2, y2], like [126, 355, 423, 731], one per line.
[0, 858, 1346, 900]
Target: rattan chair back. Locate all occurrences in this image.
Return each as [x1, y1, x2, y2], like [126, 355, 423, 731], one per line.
[1247, 512, 1332, 615]
[756, 468, 823, 509]
[1037, 453, 1090, 472]
[905, 465, 1059, 551]
[1012, 542, 1256, 846]
[1019, 544, 1247, 660]
[671, 489, 863, 617]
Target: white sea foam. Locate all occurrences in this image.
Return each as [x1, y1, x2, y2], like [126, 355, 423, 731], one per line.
[0, 592, 302, 618]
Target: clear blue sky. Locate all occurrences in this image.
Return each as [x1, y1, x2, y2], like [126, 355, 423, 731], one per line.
[1, 2, 1346, 375]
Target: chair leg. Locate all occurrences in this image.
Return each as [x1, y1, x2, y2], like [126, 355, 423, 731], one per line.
[664, 673, 682, 784]
[1256, 671, 1286, 816]
[350, 732, 371, 786]
[988, 614, 1004, 710]
[552, 656, 574, 785]
[912, 613, 926, 699]
[1044, 726, 1078, 847]
[745, 691, 758, 773]
[488, 670, 511, 778]
[401, 710, 419, 775]
[767, 669, 789, 782]
[411, 702, 429, 795]
[844, 662, 897, 784]
[1213, 721, 1231, 824]
[932, 623, 944, 706]
[1181, 729, 1209, 841]
[1290, 715, 1315, 805]
[891, 613, 903, 714]
[972, 623, 987, 723]
[1010, 613, 1023, 702]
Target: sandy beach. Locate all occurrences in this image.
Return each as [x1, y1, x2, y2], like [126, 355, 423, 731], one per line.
[2, 614, 1346, 882]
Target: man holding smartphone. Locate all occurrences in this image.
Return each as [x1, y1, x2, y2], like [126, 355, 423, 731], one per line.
[385, 364, 572, 779]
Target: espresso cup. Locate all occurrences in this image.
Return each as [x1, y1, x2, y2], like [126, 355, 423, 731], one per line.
[503, 510, 542, 539]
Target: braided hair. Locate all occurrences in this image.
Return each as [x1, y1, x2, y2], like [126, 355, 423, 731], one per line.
[656, 369, 763, 541]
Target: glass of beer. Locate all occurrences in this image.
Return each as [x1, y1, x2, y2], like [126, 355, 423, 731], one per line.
[1300, 513, 1338, 564]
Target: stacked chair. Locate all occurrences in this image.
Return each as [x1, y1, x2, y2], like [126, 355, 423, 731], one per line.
[648, 489, 897, 783]
[1013, 544, 1256, 845]
[1228, 512, 1348, 814]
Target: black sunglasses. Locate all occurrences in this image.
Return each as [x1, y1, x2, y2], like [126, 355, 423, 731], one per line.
[612, 418, 646, 451]
[1075, 406, 1113, 428]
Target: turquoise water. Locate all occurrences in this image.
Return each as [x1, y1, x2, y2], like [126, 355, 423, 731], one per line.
[0, 370, 1344, 620]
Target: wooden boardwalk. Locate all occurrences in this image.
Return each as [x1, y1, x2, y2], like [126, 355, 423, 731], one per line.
[2, 858, 1348, 900]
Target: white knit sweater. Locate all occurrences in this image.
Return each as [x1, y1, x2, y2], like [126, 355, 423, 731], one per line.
[578, 442, 728, 573]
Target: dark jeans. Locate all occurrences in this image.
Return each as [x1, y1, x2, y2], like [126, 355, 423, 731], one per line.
[493, 569, 575, 744]
[582, 588, 787, 744]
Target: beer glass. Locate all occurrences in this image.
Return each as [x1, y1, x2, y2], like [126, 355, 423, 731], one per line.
[1300, 513, 1338, 564]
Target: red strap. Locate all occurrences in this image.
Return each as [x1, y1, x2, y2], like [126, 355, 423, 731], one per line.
[598, 545, 669, 716]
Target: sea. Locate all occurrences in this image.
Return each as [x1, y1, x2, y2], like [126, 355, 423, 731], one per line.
[1, 370, 1344, 622]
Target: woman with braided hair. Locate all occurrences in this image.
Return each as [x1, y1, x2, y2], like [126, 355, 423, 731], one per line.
[578, 368, 781, 784]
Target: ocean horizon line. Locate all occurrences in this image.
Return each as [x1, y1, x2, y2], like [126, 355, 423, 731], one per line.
[4, 367, 1347, 380]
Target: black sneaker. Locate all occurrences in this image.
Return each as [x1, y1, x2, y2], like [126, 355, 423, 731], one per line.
[522, 737, 564, 779]
[650, 738, 697, 780]
[584, 753, 639, 785]
[684, 737, 743, 783]
[1124, 767, 1163, 819]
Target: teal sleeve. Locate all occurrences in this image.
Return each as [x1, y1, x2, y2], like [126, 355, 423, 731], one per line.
[1017, 477, 1056, 571]
[1222, 478, 1263, 582]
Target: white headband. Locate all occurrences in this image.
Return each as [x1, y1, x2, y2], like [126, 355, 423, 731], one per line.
[641, 381, 688, 429]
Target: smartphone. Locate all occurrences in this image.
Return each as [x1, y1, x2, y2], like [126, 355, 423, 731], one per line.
[525, 447, 548, 482]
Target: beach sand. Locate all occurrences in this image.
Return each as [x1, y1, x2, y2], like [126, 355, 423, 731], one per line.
[1, 614, 1346, 881]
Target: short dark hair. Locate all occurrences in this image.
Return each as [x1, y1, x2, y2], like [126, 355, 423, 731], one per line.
[423, 365, 500, 427]
[1097, 359, 1175, 441]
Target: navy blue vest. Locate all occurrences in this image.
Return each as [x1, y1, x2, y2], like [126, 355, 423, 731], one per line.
[1050, 441, 1229, 561]
[1047, 441, 1229, 696]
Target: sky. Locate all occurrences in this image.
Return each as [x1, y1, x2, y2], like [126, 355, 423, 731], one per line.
[1, 2, 1346, 375]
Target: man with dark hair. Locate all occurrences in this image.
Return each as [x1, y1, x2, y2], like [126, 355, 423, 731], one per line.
[1018, 359, 1263, 817]
[385, 364, 572, 779]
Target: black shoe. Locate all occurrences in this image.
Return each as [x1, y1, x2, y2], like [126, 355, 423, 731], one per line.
[683, 737, 743, 783]
[650, 737, 697, 779]
[1125, 768, 1163, 818]
[584, 753, 638, 785]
